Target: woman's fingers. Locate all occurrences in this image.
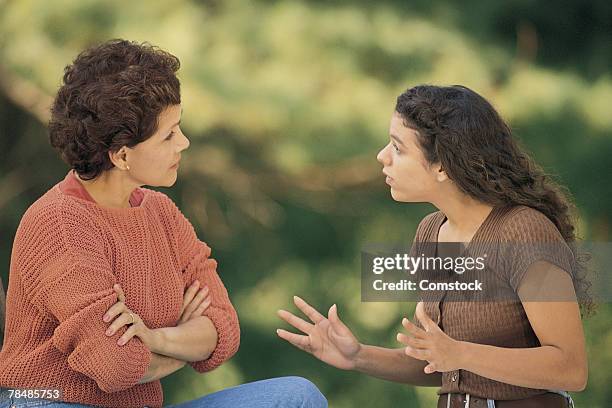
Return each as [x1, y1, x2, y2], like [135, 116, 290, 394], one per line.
[396, 333, 428, 349]
[116, 324, 137, 346]
[402, 317, 427, 339]
[103, 299, 127, 323]
[277, 309, 313, 334]
[105, 311, 136, 337]
[183, 294, 212, 323]
[404, 345, 429, 361]
[276, 329, 311, 352]
[293, 296, 325, 324]
[327, 304, 351, 336]
[197, 296, 212, 313]
[183, 286, 209, 317]
[113, 284, 126, 302]
[181, 280, 201, 314]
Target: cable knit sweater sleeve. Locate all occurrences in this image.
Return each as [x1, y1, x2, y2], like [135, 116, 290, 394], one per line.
[15, 202, 151, 393]
[165, 197, 240, 373]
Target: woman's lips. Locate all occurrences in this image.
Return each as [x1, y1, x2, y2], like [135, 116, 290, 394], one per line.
[384, 172, 394, 184]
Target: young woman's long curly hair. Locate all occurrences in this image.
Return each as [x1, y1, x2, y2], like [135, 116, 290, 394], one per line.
[396, 84, 595, 318]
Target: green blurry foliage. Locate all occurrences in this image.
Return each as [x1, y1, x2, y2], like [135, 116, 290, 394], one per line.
[0, 0, 610, 406]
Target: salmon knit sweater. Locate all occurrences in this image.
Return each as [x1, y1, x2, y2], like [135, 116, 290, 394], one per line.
[0, 170, 240, 408]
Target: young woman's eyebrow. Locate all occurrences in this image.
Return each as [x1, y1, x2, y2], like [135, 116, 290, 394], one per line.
[390, 134, 405, 146]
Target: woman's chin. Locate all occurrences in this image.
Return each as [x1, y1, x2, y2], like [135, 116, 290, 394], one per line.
[390, 188, 403, 202]
[390, 188, 418, 203]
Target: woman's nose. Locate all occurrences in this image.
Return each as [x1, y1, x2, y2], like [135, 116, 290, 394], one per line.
[178, 132, 190, 151]
[377, 144, 390, 165]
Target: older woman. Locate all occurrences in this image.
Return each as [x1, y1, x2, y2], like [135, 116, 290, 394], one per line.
[0, 39, 326, 408]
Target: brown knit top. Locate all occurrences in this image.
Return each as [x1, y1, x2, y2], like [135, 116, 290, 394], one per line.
[411, 205, 574, 400]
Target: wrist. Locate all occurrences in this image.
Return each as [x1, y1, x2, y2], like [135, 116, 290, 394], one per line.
[454, 340, 470, 370]
[352, 343, 367, 371]
[149, 328, 166, 355]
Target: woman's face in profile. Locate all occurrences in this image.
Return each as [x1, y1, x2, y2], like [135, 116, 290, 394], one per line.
[126, 104, 190, 187]
[376, 111, 441, 203]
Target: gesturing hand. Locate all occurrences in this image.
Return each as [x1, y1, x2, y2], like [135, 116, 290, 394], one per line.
[396, 301, 463, 374]
[276, 296, 361, 370]
[103, 284, 158, 349]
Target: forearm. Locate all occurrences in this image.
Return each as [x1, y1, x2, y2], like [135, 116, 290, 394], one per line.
[138, 352, 186, 384]
[458, 342, 587, 391]
[354, 344, 442, 386]
[151, 316, 218, 362]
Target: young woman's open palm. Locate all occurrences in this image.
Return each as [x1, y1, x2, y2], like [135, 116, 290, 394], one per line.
[277, 296, 361, 370]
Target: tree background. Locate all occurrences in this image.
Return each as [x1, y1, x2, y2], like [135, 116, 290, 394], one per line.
[1, 0, 611, 406]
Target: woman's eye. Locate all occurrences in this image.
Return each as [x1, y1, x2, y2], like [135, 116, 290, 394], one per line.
[165, 131, 175, 141]
[392, 143, 400, 153]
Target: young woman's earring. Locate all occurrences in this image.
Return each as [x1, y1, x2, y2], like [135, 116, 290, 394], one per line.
[125, 164, 130, 171]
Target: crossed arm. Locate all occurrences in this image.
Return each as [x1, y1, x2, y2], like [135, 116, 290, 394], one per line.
[103, 281, 218, 384]
[138, 317, 217, 384]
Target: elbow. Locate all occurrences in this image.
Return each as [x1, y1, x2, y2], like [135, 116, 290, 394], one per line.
[97, 379, 133, 394]
[227, 323, 240, 359]
[564, 359, 588, 392]
[231, 310, 241, 356]
[216, 312, 240, 361]
[220, 306, 240, 359]
[568, 366, 588, 392]
[220, 310, 241, 361]
[199, 308, 240, 364]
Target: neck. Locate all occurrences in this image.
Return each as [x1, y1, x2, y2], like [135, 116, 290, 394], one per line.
[76, 169, 139, 209]
[432, 189, 494, 233]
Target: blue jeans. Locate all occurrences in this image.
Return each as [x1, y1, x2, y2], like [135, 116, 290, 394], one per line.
[0, 376, 327, 408]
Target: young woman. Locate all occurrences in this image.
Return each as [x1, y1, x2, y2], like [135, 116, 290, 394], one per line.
[0, 39, 327, 408]
[277, 85, 590, 407]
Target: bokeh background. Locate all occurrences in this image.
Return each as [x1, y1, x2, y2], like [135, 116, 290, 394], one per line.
[1, 0, 611, 406]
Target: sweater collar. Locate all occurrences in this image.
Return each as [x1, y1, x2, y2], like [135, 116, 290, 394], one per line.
[59, 169, 145, 207]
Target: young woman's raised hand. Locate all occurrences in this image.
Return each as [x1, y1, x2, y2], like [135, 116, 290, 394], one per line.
[396, 301, 462, 374]
[277, 296, 361, 370]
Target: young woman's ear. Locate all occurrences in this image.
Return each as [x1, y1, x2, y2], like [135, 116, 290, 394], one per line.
[434, 164, 449, 183]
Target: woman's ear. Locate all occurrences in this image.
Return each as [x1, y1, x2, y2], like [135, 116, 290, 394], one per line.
[434, 163, 449, 182]
[108, 147, 129, 170]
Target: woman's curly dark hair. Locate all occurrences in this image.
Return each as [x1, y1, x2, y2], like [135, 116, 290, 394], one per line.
[396, 84, 595, 318]
[49, 39, 181, 180]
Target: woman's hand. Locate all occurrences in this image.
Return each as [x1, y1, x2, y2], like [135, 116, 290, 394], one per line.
[397, 301, 463, 374]
[103, 284, 159, 349]
[178, 280, 211, 325]
[276, 296, 361, 370]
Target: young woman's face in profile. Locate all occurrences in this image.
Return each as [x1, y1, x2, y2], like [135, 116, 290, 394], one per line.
[126, 104, 190, 187]
[376, 111, 440, 202]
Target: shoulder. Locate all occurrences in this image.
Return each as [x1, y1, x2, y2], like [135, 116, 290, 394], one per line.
[141, 188, 176, 211]
[141, 188, 185, 220]
[14, 188, 101, 265]
[141, 188, 196, 235]
[497, 205, 565, 243]
[19, 186, 94, 234]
